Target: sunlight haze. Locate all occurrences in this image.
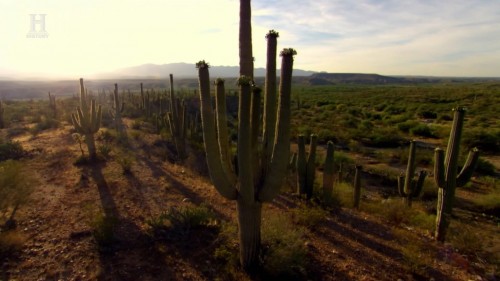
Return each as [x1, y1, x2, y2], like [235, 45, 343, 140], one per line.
[1, 0, 499, 78]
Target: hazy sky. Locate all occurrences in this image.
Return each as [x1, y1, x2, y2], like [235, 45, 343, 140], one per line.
[1, 0, 499, 78]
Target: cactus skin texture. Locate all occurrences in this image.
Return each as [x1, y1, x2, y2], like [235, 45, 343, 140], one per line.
[0, 100, 4, 129]
[110, 84, 125, 132]
[353, 165, 362, 209]
[297, 134, 318, 199]
[71, 78, 102, 161]
[167, 74, 187, 161]
[398, 140, 427, 207]
[197, 47, 295, 272]
[323, 141, 335, 200]
[434, 107, 479, 242]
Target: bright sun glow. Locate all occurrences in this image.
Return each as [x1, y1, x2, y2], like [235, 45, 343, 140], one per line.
[1, 0, 499, 78]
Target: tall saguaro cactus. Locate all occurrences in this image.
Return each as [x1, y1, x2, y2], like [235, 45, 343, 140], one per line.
[398, 140, 427, 207]
[0, 101, 4, 129]
[434, 107, 479, 242]
[197, 46, 295, 271]
[297, 134, 318, 199]
[110, 83, 124, 132]
[48, 92, 57, 117]
[167, 74, 187, 160]
[71, 78, 102, 161]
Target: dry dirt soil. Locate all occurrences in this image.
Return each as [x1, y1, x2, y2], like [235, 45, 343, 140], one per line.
[0, 120, 498, 281]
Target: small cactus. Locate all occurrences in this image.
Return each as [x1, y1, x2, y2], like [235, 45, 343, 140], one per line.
[297, 134, 317, 199]
[353, 165, 362, 209]
[434, 107, 479, 242]
[323, 141, 335, 200]
[167, 74, 187, 161]
[397, 140, 427, 207]
[0, 100, 5, 129]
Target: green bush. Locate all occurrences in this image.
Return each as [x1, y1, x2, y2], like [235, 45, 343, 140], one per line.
[0, 141, 26, 161]
[410, 124, 436, 138]
[0, 160, 34, 225]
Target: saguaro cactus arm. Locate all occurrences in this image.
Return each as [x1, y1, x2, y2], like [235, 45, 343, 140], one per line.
[197, 61, 238, 200]
[456, 148, 480, 187]
[258, 49, 295, 202]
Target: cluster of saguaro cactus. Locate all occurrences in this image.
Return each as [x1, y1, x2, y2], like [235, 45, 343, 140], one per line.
[323, 141, 335, 199]
[353, 165, 362, 209]
[71, 78, 102, 161]
[110, 84, 125, 132]
[398, 140, 427, 207]
[0, 100, 4, 129]
[297, 134, 317, 199]
[167, 74, 187, 160]
[197, 28, 295, 271]
[434, 107, 479, 242]
[48, 92, 57, 117]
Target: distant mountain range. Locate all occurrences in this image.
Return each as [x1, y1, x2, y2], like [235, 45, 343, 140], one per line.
[98, 63, 316, 79]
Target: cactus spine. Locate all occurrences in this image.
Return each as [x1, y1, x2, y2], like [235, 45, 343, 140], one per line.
[167, 74, 187, 160]
[323, 141, 335, 199]
[110, 83, 125, 132]
[434, 107, 479, 242]
[353, 165, 362, 209]
[197, 45, 295, 271]
[71, 78, 102, 161]
[297, 134, 317, 199]
[398, 140, 427, 207]
[0, 101, 4, 129]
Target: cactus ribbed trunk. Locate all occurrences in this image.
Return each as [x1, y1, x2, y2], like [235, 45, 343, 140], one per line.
[239, 0, 253, 78]
[398, 140, 426, 207]
[85, 133, 97, 160]
[297, 134, 317, 199]
[434, 108, 479, 242]
[237, 199, 262, 272]
[262, 31, 278, 174]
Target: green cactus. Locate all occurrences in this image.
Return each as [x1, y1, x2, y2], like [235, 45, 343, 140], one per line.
[353, 165, 362, 209]
[71, 78, 102, 161]
[197, 46, 295, 271]
[397, 140, 427, 207]
[434, 107, 479, 242]
[0, 100, 4, 129]
[323, 141, 335, 200]
[110, 84, 125, 132]
[140, 83, 151, 117]
[297, 134, 317, 199]
[48, 92, 57, 117]
[167, 74, 187, 161]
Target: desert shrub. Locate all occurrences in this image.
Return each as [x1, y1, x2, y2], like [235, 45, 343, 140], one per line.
[0, 160, 34, 225]
[261, 213, 308, 280]
[98, 144, 112, 159]
[462, 129, 500, 153]
[147, 204, 216, 237]
[410, 124, 436, 138]
[397, 120, 419, 133]
[116, 154, 134, 174]
[0, 141, 26, 161]
[475, 158, 496, 176]
[471, 185, 500, 216]
[291, 203, 328, 228]
[31, 116, 59, 132]
[417, 110, 437, 119]
[448, 223, 483, 255]
[89, 212, 117, 251]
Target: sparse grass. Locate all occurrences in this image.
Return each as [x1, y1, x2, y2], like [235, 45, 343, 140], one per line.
[147, 204, 217, 237]
[470, 184, 500, 215]
[0, 160, 34, 226]
[261, 213, 308, 280]
[291, 202, 328, 228]
[116, 153, 134, 174]
[98, 144, 112, 159]
[447, 222, 484, 256]
[0, 140, 26, 161]
[89, 212, 118, 251]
